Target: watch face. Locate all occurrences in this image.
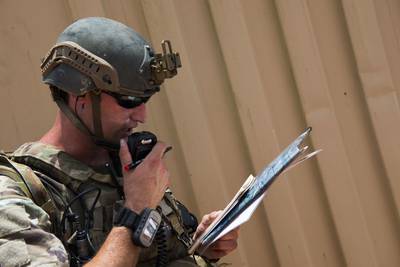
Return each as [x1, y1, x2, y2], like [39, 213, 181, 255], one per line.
[139, 210, 162, 247]
[142, 217, 157, 243]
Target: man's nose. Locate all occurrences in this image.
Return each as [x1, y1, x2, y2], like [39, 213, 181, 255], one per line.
[130, 103, 147, 123]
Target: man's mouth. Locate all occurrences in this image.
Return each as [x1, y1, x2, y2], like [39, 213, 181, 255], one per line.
[124, 123, 138, 136]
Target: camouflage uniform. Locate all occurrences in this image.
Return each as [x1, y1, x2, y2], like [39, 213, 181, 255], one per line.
[0, 142, 212, 267]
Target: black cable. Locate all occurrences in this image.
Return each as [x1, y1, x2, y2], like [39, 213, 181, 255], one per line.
[62, 186, 102, 265]
[34, 171, 71, 210]
[21, 162, 101, 266]
[34, 171, 74, 237]
[154, 208, 173, 267]
[155, 222, 168, 267]
[59, 186, 101, 261]
[34, 171, 96, 266]
[40, 173, 100, 253]
[60, 187, 101, 233]
[84, 186, 101, 231]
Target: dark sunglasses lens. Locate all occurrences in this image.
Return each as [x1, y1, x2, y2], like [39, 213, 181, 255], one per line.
[116, 95, 150, 109]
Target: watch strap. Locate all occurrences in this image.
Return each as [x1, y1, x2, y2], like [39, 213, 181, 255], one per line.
[113, 206, 161, 248]
[113, 206, 139, 229]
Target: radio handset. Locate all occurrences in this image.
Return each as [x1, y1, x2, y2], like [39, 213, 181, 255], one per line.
[126, 131, 158, 169]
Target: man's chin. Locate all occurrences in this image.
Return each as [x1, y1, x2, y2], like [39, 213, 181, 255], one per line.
[103, 130, 134, 147]
[120, 132, 132, 139]
[112, 132, 132, 143]
[98, 135, 123, 149]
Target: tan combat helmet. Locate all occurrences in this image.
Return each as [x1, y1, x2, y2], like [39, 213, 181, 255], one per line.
[40, 17, 181, 150]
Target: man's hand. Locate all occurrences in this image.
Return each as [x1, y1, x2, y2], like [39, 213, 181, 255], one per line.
[119, 138, 170, 213]
[195, 211, 240, 260]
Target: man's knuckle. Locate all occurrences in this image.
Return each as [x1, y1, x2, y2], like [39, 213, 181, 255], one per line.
[147, 157, 160, 167]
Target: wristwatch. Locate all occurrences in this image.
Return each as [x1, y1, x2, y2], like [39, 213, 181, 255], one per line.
[113, 207, 162, 248]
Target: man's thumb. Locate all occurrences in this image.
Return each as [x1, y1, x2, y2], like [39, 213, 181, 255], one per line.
[119, 138, 133, 166]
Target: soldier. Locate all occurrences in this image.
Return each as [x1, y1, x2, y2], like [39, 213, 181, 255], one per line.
[0, 17, 238, 267]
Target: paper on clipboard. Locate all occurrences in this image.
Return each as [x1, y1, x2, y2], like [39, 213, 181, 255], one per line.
[215, 192, 265, 241]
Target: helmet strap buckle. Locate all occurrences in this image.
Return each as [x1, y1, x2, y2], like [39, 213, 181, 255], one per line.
[92, 88, 101, 95]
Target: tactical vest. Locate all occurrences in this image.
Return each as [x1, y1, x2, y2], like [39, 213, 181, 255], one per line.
[0, 145, 208, 267]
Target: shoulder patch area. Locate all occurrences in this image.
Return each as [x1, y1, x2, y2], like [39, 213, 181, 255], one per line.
[0, 154, 56, 217]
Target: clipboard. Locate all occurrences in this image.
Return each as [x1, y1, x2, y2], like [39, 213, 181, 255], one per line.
[189, 127, 321, 255]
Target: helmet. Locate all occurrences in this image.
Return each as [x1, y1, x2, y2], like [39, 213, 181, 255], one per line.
[40, 17, 181, 150]
[41, 17, 181, 97]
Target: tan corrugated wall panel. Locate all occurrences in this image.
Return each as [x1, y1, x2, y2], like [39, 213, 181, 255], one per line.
[0, 0, 399, 266]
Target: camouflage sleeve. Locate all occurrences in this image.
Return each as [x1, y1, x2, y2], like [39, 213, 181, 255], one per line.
[0, 175, 69, 267]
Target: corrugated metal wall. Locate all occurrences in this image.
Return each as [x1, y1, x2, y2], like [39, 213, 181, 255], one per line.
[1, 0, 399, 266]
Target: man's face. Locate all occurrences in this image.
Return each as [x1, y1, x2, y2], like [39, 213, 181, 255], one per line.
[75, 92, 147, 144]
[100, 93, 147, 143]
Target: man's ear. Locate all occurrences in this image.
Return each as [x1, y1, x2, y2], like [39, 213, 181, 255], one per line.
[68, 93, 90, 110]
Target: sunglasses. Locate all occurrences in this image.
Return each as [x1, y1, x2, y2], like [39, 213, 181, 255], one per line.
[103, 91, 150, 109]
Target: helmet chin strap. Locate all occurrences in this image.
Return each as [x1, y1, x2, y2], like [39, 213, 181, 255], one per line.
[89, 91, 120, 151]
[51, 88, 120, 151]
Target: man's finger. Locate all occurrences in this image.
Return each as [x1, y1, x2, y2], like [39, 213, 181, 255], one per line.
[209, 239, 238, 251]
[144, 141, 169, 161]
[201, 211, 222, 226]
[119, 138, 132, 166]
[218, 228, 240, 241]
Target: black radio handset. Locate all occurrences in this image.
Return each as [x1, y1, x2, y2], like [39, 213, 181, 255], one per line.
[127, 131, 158, 169]
[107, 131, 157, 180]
